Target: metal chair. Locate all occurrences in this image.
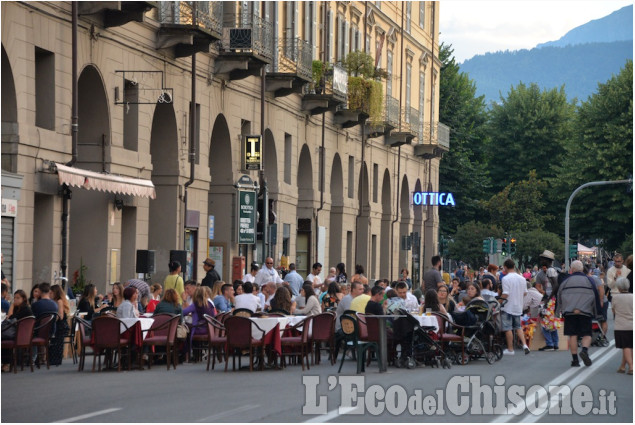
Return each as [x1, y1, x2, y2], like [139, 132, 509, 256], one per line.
[91, 315, 131, 372]
[223, 315, 265, 372]
[311, 312, 336, 365]
[1, 316, 36, 373]
[232, 308, 254, 318]
[203, 314, 227, 371]
[31, 313, 58, 369]
[280, 316, 313, 370]
[142, 314, 180, 370]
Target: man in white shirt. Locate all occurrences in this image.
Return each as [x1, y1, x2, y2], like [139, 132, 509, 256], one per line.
[306, 262, 323, 294]
[261, 282, 277, 311]
[500, 259, 530, 355]
[607, 253, 630, 290]
[233, 281, 261, 313]
[395, 281, 419, 311]
[243, 263, 259, 284]
[254, 257, 283, 287]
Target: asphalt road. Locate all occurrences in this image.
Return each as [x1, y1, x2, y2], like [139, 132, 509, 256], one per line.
[1, 328, 632, 423]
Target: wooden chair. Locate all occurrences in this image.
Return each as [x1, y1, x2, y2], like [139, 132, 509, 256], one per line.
[232, 308, 254, 318]
[31, 313, 58, 370]
[91, 316, 131, 372]
[337, 314, 377, 374]
[223, 316, 265, 372]
[280, 316, 313, 371]
[142, 314, 180, 370]
[203, 314, 227, 371]
[1, 316, 36, 373]
[311, 312, 336, 365]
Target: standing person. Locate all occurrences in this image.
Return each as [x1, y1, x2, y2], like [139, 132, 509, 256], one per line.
[534, 250, 558, 298]
[422, 255, 444, 293]
[400, 268, 412, 290]
[612, 277, 633, 374]
[306, 263, 324, 293]
[242, 263, 259, 284]
[324, 267, 337, 284]
[607, 253, 631, 292]
[163, 261, 185, 304]
[283, 263, 304, 297]
[335, 263, 347, 283]
[254, 257, 283, 287]
[538, 285, 560, 352]
[350, 265, 368, 286]
[625, 255, 633, 293]
[201, 258, 221, 289]
[557, 260, 601, 367]
[49, 285, 70, 366]
[587, 265, 608, 339]
[500, 259, 531, 356]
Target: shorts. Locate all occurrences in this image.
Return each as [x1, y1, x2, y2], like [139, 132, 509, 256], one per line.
[501, 311, 521, 331]
[563, 314, 592, 337]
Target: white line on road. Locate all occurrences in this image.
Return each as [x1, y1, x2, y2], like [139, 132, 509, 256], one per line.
[53, 407, 122, 423]
[197, 404, 260, 422]
[491, 340, 616, 423]
[304, 406, 359, 423]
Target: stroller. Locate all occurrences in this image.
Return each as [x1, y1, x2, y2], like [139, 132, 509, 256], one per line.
[400, 311, 453, 369]
[578, 318, 609, 347]
[446, 299, 499, 365]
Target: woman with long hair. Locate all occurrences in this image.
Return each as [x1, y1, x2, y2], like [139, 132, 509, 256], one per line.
[294, 283, 322, 316]
[183, 287, 216, 332]
[211, 280, 225, 300]
[29, 284, 41, 305]
[436, 285, 456, 314]
[77, 284, 109, 320]
[2, 290, 33, 371]
[108, 282, 125, 308]
[270, 286, 292, 314]
[335, 263, 347, 283]
[49, 284, 70, 366]
[321, 282, 343, 311]
[153, 288, 182, 316]
[421, 289, 447, 315]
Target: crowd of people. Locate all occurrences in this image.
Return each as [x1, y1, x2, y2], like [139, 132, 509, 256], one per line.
[1, 250, 632, 373]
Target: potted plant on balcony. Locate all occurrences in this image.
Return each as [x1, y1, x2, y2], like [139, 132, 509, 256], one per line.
[343, 51, 385, 124]
[311, 60, 326, 94]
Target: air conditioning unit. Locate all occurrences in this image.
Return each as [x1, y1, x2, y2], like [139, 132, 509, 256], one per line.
[229, 28, 252, 50]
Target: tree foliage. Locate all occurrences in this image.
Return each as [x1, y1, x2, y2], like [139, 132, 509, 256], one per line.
[553, 60, 633, 250]
[438, 43, 491, 236]
[513, 229, 564, 268]
[448, 221, 504, 268]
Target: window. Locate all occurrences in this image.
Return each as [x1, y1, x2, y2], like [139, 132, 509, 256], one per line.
[373, 163, 378, 203]
[405, 63, 412, 122]
[419, 71, 425, 139]
[284, 133, 292, 184]
[431, 72, 437, 135]
[123, 79, 139, 151]
[35, 47, 55, 130]
[348, 155, 354, 199]
[419, 2, 425, 29]
[386, 50, 393, 97]
[405, 2, 412, 33]
[375, 37, 382, 65]
[365, 33, 371, 54]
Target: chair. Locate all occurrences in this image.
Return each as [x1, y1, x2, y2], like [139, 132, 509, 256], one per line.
[203, 314, 227, 371]
[76, 316, 93, 372]
[311, 312, 336, 365]
[1, 316, 36, 373]
[357, 314, 384, 367]
[337, 314, 377, 374]
[31, 313, 58, 370]
[269, 309, 290, 316]
[265, 312, 286, 317]
[188, 319, 210, 363]
[216, 312, 230, 324]
[142, 314, 179, 370]
[91, 316, 131, 372]
[223, 315, 265, 372]
[64, 311, 79, 364]
[433, 312, 467, 365]
[280, 316, 313, 371]
[232, 308, 254, 318]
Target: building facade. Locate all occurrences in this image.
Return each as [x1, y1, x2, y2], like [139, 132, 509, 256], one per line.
[1, 1, 449, 293]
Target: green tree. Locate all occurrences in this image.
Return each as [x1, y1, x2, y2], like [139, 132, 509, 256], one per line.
[438, 43, 491, 235]
[553, 61, 633, 250]
[482, 170, 552, 232]
[448, 221, 504, 268]
[486, 82, 575, 195]
[513, 229, 564, 268]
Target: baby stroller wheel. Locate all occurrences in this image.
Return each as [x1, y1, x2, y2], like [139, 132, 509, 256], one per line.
[435, 358, 442, 368]
[493, 344, 503, 361]
[443, 358, 452, 369]
[486, 352, 496, 365]
[459, 353, 470, 365]
[406, 357, 416, 369]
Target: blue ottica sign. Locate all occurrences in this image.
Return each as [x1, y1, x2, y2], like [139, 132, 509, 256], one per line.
[412, 192, 456, 206]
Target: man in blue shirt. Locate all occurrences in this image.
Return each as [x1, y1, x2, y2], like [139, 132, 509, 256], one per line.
[283, 263, 304, 297]
[31, 283, 59, 317]
[212, 283, 234, 313]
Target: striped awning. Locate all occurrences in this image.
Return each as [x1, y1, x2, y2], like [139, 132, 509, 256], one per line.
[55, 163, 156, 199]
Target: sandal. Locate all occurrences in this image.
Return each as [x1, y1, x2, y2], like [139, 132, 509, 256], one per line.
[617, 367, 626, 373]
[628, 370, 633, 375]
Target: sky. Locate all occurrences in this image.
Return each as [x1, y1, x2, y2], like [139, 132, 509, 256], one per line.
[440, 0, 633, 63]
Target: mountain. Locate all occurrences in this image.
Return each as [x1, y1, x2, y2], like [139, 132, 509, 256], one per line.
[459, 6, 633, 105]
[537, 5, 632, 48]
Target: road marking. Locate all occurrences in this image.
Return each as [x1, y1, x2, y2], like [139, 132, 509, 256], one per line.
[491, 340, 616, 423]
[54, 408, 122, 423]
[304, 406, 358, 423]
[197, 404, 260, 422]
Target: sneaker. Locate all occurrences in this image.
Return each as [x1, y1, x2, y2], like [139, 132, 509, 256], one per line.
[538, 345, 554, 351]
[523, 346, 530, 355]
[503, 349, 515, 356]
[579, 350, 592, 366]
[571, 359, 580, 367]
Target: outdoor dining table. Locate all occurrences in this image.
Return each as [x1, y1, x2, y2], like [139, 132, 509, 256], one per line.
[119, 317, 155, 347]
[248, 317, 289, 357]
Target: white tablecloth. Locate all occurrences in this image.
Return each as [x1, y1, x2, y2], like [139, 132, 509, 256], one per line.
[119, 317, 154, 340]
[287, 315, 312, 337]
[411, 314, 439, 333]
[249, 317, 289, 339]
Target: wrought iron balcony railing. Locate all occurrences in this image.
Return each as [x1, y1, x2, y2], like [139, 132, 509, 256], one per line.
[274, 38, 313, 81]
[220, 12, 273, 62]
[385, 96, 399, 128]
[419, 122, 451, 150]
[409, 107, 420, 139]
[157, 1, 223, 36]
[304, 63, 348, 101]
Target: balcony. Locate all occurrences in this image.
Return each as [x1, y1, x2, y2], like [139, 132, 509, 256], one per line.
[414, 122, 451, 159]
[156, 2, 222, 57]
[215, 12, 273, 80]
[79, 1, 156, 28]
[365, 95, 399, 139]
[386, 106, 419, 147]
[266, 38, 313, 98]
[301, 64, 348, 115]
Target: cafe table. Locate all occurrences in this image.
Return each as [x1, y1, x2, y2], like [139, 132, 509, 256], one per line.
[248, 317, 289, 357]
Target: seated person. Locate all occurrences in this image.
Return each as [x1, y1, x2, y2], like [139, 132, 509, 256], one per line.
[183, 287, 216, 332]
[233, 282, 261, 313]
[153, 288, 183, 316]
[77, 284, 110, 320]
[2, 289, 33, 371]
[437, 285, 456, 314]
[293, 284, 322, 316]
[1, 283, 9, 313]
[364, 286, 385, 315]
[117, 287, 140, 319]
[269, 286, 295, 315]
[213, 283, 234, 313]
[421, 289, 447, 315]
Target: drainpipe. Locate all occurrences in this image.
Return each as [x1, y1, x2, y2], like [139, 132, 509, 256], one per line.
[60, 1, 79, 286]
[183, 2, 197, 251]
[260, 64, 268, 263]
[390, 146, 401, 280]
[315, 113, 325, 264]
[424, 2, 437, 265]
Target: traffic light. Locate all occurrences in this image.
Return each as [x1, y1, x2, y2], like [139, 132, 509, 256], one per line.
[569, 243, 578, 259]
[482, 238, 491, 254]
[510, 238, 517, 255]
[502, 238, 508, 256]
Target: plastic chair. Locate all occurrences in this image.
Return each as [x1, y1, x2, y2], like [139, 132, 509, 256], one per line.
[31, 313, 58, 370]
[1, 316, 36, 373]
[357, 313, 384, 367]
[91, 316, 131, 372]
[142, 314, 180, 370]
[203, 314, 227, 371]
[280, 316, 313, 371]
[337, 314, 377, 374]
[223, 315, 265, 372]
[311, 312, 336, 365]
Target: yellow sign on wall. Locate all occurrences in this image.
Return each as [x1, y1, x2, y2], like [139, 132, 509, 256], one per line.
[244, 135, 262, 171]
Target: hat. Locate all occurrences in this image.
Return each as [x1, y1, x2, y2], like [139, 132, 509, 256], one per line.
[203, 258, 215, 267]
[539, 250, 555, 260]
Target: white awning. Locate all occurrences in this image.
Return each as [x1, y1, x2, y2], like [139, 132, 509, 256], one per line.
[55, 163, 156, 199]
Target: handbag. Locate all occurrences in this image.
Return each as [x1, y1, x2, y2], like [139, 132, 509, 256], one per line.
[176, 321, 189, 339]
[1, 318, 17, 339]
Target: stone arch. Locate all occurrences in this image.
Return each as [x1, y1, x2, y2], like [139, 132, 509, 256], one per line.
[1, 44, 18, 173]
[263, 129, 278, 195]
[412, 178, 424, 287]
[329, 153, 344, 268]
[77, 64, 110, 171]
[380, 169, 392, 278]
[296, 144, 314, 277]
